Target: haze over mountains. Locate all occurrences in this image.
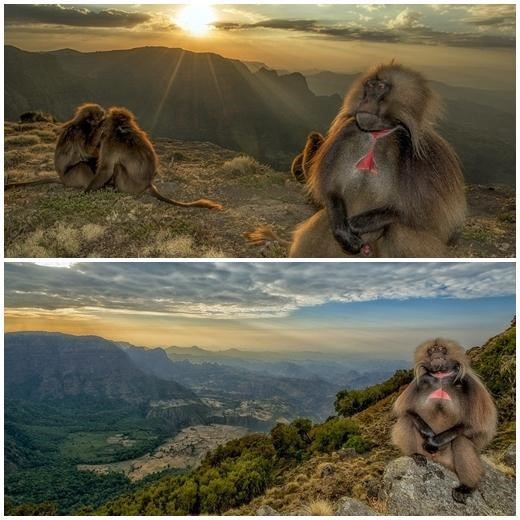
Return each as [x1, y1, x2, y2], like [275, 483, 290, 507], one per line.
[5, 45, 514, 185]
[6, 332, 403, 427]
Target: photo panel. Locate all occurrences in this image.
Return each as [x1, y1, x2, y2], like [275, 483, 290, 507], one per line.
[3, 3, 515, 258]
[3, 261, 516, 515]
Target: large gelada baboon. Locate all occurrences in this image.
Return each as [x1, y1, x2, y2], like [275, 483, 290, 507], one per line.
[247, 63, 466, 258]
[85, 107, 222, 209]
[6, 103, 105, 189]
[392, 339, 497, 503]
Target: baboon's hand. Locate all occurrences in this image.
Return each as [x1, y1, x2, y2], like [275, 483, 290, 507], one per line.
[423, 441, 438, 454]
[333, 226, 363, 255]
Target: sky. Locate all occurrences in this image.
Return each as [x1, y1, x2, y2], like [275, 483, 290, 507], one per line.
[4, 261, 515, 356]
[4, 4, 516, 89]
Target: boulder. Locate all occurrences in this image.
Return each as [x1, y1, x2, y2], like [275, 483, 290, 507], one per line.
[337, 447, 357, 460]
[334, 497, 378, 515]
[381, 456, 515, 515]
[256, 504, 279, 516]
[319, 463, 335, 478]
[501, 443, 515, 470]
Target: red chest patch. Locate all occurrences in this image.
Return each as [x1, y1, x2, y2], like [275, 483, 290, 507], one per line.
[355, 128, 397, 175]
[428, 388, 451, 401]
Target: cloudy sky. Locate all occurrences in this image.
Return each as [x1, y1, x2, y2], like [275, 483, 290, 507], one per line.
[4, 261, 515, 356]
[4, 4, 515, 88]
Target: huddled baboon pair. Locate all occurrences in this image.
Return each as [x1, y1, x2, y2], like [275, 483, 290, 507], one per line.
[393, 339, 496, 503]
[249, 62, 467, 258]
[7, 104, 222, 210]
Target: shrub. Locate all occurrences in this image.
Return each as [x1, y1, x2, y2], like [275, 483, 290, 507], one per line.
[310, 417, 359, 453]
[335, 369, 413, 417]
[343, 434, 374, 454]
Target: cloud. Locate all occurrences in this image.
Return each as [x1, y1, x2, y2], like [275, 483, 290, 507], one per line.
[215, 15, 515, 48]
[4, 262, 515, 321]
[387, 9, 425, 30]
[464, 5, 516, 30]
[4, 5, 150, 28]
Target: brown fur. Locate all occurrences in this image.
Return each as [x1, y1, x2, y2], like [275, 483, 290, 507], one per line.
[87, 107, 222, 210]
[392, 339, 497, 495]
[291, 131, 324, 184]
[55, 103, 106, 188]
[6, 103, 105, 189]
[251, 63, 466, 258]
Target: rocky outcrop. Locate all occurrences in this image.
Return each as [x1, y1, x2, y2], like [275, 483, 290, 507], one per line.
[334, 497, 378, 515]
[381, 456, 515, 515]
[256, 505, 279, 515]
[501, 443, 515, 470]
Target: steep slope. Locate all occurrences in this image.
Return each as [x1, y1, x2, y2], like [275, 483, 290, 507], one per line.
[93, 320, 515, 515]
[5, 45, 340, 167]
[236, 320, 516, 514]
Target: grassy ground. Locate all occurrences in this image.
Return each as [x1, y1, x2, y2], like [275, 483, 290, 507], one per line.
[4, 121, 515, 258]
[60, 431, 157, 464]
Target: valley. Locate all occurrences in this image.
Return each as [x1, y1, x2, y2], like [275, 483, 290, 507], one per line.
[78, 424, 248, 480]
[4, 330, 403, 513]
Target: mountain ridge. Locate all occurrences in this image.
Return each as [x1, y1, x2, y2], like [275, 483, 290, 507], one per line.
[5, 44, 340, 168]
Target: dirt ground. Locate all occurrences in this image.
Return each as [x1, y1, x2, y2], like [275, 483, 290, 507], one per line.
[4, 121, 515, 258]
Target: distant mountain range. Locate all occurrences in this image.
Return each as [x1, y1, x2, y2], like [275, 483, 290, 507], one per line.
[5, 45, 340, 168]
[5, 332, 404, 425]
[7, 45, 514, 186]
[306, 71, 515, 187]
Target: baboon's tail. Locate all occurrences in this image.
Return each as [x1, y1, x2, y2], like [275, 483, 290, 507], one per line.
[148, 184, 223, 210]
[5, 177, 60, 189]
[245, 225, 291, 248]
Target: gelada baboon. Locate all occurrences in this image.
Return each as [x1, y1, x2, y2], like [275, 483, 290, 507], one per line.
[291, 131, 324, 184]
[6, 103, 105, 189]
[247, 63, 466, 257]
[86, 107, 222, 210]
[392, 339, 497, 503]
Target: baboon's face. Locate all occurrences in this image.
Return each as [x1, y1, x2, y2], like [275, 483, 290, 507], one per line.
[80, 106, 105, 128]
[354, 66, 428, 134]
[423, 344, 460, 378]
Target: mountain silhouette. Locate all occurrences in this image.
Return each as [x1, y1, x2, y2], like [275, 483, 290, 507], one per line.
[5, 45, 340, 168]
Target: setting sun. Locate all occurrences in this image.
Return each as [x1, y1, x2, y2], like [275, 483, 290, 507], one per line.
[175, 4, 216, 36]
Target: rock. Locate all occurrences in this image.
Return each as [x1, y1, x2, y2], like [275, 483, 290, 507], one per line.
[337, 447, 357, 460]
[381, 456, 515, 515]
[501, 443, 515, 470]
[334, 497, 377, 515]
[319, 463, 335, 477]
[256, 505, 279, 516]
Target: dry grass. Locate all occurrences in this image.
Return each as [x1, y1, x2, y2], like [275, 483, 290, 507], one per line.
[220, 155, 269, 177]
[31, 129, 57, 142]
[30, 143, 55, 154]
[303, 499, 334, 516]
[4, 121, 516, 258]
[5, 134, 41, 147]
